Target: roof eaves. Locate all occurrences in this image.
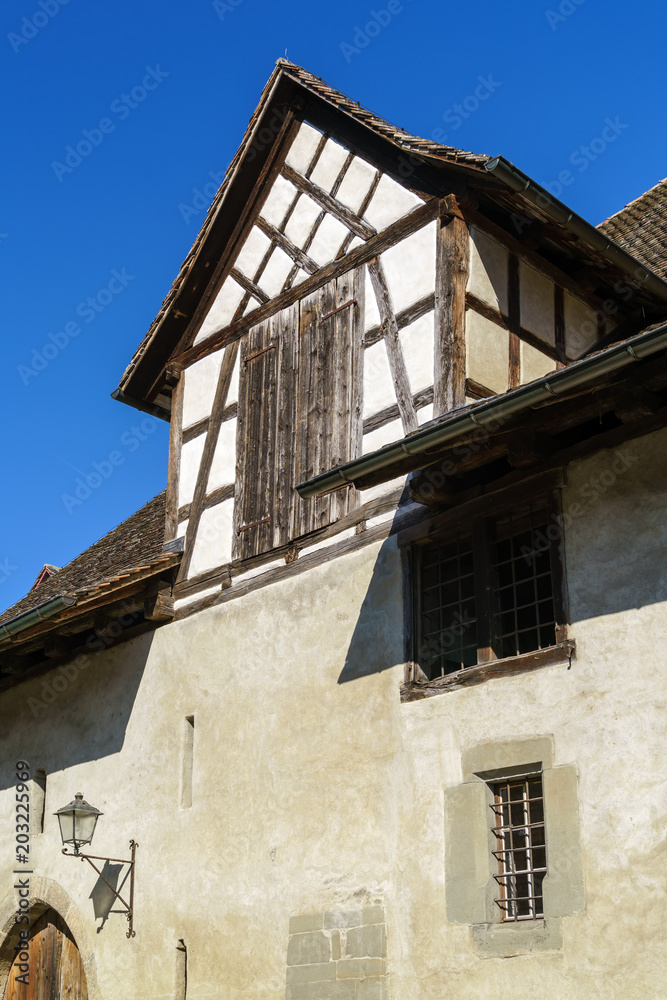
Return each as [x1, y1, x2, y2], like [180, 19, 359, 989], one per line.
[296, 320, 667, 499]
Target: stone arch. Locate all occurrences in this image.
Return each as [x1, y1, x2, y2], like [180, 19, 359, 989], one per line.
[0, 877, 100, 1000]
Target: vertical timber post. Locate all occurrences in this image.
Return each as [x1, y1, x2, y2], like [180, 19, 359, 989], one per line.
[434, 198, 470, 415]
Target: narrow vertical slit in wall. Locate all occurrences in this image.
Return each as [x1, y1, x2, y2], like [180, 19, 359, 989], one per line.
[181, 716, 195, 809]
[32, 769, 47, 834]
[176, 939, 187, 1000]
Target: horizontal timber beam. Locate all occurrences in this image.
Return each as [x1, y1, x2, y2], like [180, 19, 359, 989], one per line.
[176, 198, 442, 369]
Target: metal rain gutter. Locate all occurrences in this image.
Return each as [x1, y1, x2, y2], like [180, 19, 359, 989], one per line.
[296, 322, 667, 499]
[0, 594, 77, 644]
[484, 156, 667, 304]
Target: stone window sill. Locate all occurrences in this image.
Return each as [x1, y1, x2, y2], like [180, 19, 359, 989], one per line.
[470, 917, 563, 958]
[401, 640, 576, 702]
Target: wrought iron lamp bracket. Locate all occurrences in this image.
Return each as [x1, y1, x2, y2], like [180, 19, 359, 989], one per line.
[62, 840, 137, 937]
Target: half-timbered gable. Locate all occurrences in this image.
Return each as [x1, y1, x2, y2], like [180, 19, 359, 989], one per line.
[3, 65, 667, 1000]
[114, 61, 667, 609]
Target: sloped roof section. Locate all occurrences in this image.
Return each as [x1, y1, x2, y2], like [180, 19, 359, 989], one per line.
[598, 178, 667, 280]
[0, 492, 167, 626]
[280, 62, 489, 167]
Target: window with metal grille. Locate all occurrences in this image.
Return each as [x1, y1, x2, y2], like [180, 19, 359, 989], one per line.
[415, 497, 565, 678]
[490, 775, 547, 920]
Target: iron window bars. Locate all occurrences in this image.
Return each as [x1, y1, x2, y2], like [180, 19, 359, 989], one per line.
[490, 776, 547, 920]
[415, 496, 565, 678]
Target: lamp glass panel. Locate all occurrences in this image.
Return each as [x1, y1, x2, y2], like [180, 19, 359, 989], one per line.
[75, 811, 98, 844]
[58, 811, 75, 844]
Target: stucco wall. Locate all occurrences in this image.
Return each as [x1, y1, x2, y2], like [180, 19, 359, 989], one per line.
[0, 427, 665, 1000]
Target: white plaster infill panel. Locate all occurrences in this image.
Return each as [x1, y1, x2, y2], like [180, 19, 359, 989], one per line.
[260, 246, 294, 297]
[520, 261, 556, 346]
[364, 173, 423, 231]
[234, 225, 272, 278]
[174, 584, 222, 611]
[381, 222, 436, 313]
[336, 155, 378, 212]
[363, 417, 404, 455]
[260, 174, 297, 228]
[226, 351, 240, 407]
[194, 276, 245, 345]
[521, 340, 556, 385]
[468, 227, 509, 315]
[285, 121, 323, 175]
[179, 436, 206, 509]
[308, 214, 349, 266]
[363, 340, 395, 418]
[399, 311, 435, 394]
[188, 498, 235, 578]
[364, 266, 381, 332]
[207, 418, 237, 492]
[308, 137, 349, 192]
[466, 310, 509, 394]
[359, 475, 407, 503]
[284, 194, 322, 248]
[418, 402, 434, 425]
[182, 350, 223, 429]
[564, 292, 598, 358]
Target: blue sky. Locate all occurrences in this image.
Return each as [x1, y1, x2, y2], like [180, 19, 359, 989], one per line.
[1, 0, 665, 611]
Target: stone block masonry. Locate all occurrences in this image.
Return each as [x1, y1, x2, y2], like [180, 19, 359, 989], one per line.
[286, 907, 387, 1000]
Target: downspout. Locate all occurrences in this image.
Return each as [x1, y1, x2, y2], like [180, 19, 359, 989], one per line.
[0, 595, 77, 643]
[484, 156, 667, 304]
[296, 322, 667, 499]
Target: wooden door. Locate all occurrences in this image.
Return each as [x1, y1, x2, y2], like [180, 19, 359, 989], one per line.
[4, 908, 88, 1000]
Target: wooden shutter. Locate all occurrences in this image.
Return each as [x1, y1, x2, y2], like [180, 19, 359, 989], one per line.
[290, 267, 363, 538]
[234, 268, 363, 562]
[233, 318, 279, 561]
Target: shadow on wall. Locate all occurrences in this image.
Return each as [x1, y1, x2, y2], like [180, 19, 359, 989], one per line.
[338, 428, 667, 687]
[338, 498, 407, 685]
[0, 631, 153, 792]
[90, 862, 127, 932]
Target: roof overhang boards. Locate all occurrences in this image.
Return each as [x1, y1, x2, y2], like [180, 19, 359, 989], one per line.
[296, 323, 667, 502]
[0, 555, 180, 692]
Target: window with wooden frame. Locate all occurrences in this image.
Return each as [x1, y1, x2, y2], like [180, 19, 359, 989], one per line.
[490, 773, 547, 921]
[409, 487, 569, 682]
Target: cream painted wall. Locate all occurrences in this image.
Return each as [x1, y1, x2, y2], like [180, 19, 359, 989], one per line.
[1, 427, 665, 1000]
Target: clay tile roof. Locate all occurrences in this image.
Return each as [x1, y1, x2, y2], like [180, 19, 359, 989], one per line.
[598, 178, 667, 280]
[278, 61, 490, 167]
[0, 491, 168, 626]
